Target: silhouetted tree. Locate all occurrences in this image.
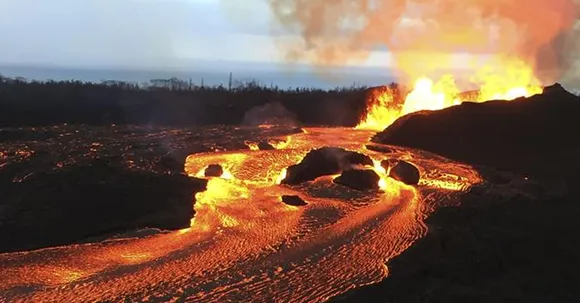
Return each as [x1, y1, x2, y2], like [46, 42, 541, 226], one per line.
[0, 76, 371, 127]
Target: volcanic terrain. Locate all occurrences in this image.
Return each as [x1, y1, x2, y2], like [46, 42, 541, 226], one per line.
[1, 84, 578, 302]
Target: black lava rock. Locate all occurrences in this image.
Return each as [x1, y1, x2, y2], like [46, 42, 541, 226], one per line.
[0, 160, 208, 253]
[204, 164, 224, 177]
[157, 154, 185, 172]
[333, 169, 381, 191]
[385, 160, 421, 185]
[281, 195, 308, 206]
[258, 141, 275, 150]
[282, 147, 373, 185]
[365, 144, 393, 153]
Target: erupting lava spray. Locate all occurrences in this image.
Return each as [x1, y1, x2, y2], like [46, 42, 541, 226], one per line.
[261, 0, 580, 129]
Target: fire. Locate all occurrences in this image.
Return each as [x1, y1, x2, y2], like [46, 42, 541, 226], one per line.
[401, 75, 460, 115]
[475, 57, 544, 101]
[355, 86, 402, 131]
[357, 57, 543, 131]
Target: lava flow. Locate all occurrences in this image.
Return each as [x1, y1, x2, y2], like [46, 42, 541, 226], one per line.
[0, 126, 481, 303]
[0, 56, 542, 301]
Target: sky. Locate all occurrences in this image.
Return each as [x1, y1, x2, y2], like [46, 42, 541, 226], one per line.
[0, 0, 391, 71]
[1, 0, 575, 89]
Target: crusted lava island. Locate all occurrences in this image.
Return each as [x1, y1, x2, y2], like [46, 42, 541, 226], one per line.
[1, 77, 580, 303]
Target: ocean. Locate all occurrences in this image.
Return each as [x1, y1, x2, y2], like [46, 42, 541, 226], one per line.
[0, 65, 396, 90]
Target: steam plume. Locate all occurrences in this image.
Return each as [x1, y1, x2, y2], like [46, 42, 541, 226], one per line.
[266, 0, 579, 85]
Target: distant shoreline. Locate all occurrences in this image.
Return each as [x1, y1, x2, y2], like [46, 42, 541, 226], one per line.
[0, 64, 396, 91]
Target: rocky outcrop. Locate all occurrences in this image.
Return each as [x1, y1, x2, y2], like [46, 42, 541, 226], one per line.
[381, 159, 421, 185]
[205, 164, 224, 177]
[365, 144, 393, 153]
[0, 159, 207, 253]
[334, 169, 381, 191]
[281, 195, 308, 206]
[282, 147, 373, 185]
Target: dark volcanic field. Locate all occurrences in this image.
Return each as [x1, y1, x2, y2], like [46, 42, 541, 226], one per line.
[0, 125, 302, 253]
[2, 78, 580, 302]
[332, 84, 580, 302]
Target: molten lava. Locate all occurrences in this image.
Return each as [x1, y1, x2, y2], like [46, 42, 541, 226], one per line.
[357, 57, 544, 131]
[0, 126, 482, 303]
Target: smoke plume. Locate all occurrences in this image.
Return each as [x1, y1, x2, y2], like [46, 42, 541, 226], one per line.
[266, 0, 579, 85]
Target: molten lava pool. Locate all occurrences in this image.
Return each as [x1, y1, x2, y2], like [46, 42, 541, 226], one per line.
[0, 127, 481, 303]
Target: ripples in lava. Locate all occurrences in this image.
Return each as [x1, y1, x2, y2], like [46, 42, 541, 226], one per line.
[0, 127, 481, 303]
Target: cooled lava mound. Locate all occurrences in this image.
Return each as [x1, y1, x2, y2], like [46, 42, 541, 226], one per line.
[281, 195, 308, 206]
[281, 147, 374, 185]
[381, 159, 421, 185]
[372, 83, 580, 182]
[333, 169, 381, 191]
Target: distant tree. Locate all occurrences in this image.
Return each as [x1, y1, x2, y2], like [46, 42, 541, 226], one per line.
[0, 75, 372, 127]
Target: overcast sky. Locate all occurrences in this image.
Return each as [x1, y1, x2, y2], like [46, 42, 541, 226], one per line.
[0, 0, 396, 71]
[0, 0, 286, 69]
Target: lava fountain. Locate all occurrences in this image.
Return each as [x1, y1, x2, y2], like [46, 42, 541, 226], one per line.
[357, 57, 544, 131]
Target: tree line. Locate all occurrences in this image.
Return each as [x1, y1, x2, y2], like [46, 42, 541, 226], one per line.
[0, 74, 374, 127]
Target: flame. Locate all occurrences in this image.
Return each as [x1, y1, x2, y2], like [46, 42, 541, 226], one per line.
[401, 75, 461, 115]
[355, 86, 402, 131]
[357, 57, 543, 131]
[475, 57, 544, 101]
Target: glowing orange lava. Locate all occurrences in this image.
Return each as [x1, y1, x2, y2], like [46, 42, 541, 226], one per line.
[357, 57, 543, 131]
[0, 127, 482, 303]
[244, 140, 259, 151]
